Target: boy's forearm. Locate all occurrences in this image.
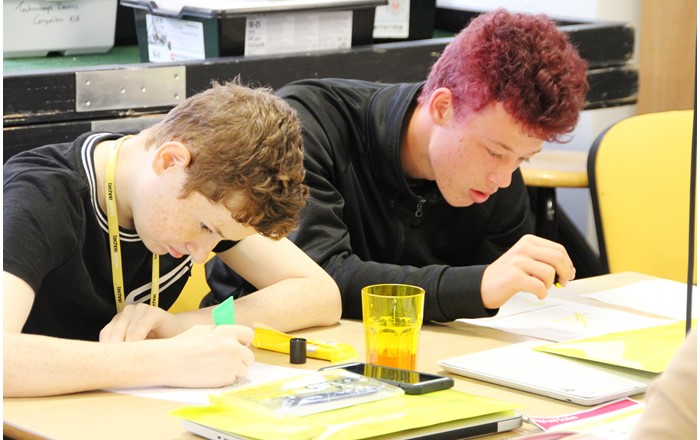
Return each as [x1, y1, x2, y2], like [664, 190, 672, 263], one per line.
[4, 332, 165, 397]
[232, 277, 341, 332]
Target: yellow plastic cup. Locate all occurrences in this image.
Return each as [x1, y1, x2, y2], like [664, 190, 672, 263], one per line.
[361, 284, 425, 370]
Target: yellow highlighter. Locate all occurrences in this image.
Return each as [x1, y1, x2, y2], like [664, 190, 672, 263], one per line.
[253, 326, 357, 363]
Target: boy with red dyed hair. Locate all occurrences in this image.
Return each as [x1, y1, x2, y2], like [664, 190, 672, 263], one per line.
[207, 9, 589, 322]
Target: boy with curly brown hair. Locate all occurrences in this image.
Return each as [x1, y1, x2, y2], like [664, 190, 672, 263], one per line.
[4, 81, 341, 397]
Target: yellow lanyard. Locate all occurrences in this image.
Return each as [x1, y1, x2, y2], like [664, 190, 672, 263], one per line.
[105, 136, 160, 313]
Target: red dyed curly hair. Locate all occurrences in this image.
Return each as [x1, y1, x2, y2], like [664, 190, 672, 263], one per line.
[419, 8, 589, 142]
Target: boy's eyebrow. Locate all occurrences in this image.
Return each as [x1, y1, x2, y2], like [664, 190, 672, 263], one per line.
[484, 136, 515, 152]
[494, 140, 514, 152]
[488, 137, 542, 159]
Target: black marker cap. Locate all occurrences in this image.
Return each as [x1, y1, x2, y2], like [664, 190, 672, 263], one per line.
[290, 338, 307, 364]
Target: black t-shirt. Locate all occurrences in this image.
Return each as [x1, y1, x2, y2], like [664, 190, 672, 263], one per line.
[3, 133, 202, 340]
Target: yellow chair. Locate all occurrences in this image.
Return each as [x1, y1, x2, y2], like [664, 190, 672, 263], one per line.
[168, 253, 216, 313]
[587, 110, 696, 283]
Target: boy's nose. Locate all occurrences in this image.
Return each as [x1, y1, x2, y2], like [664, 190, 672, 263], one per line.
[188, 240, 217, 264]
[488, 167, 513, 188]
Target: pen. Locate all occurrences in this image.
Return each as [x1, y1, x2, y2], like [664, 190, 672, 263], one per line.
[554, 276, 562, 289]
[212, 296, 236, 325]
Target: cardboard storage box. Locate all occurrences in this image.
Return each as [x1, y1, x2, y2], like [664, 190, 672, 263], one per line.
[3, 0, 118, 58]
[120, 0, 387, 63]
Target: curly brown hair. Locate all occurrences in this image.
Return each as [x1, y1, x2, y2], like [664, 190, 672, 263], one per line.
[420, 8, 589, 142]
[145, 80, 308, 239]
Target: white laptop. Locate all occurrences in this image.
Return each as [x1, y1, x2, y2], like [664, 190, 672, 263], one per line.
[184, 409, 523, 440]
[438, 341, 656, 406]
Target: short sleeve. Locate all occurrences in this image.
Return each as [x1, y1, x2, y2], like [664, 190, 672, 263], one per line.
[3, 169, 86, 291]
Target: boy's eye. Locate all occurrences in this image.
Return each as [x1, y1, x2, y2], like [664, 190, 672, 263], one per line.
[201, 223, 212, 233]
[487, 149, 502, 159]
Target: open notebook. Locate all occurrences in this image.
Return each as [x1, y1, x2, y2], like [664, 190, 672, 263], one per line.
[439, 341, 657, 406]
[184, 409, 523, 440]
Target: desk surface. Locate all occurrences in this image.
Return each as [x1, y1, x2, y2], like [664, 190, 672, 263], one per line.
[3, 272, 658, 440]
[521, 149, 589, 188]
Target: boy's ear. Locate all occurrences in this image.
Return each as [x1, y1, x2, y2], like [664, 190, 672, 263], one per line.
[427, 87, 454, 126]
[152, 141, 191, 175]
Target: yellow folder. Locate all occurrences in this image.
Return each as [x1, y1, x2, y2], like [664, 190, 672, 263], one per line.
[534, 320, 694, 373]
[171, 388, 522, 440]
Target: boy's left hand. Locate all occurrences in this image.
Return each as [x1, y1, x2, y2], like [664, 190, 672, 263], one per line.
[99, 303, 186, 342]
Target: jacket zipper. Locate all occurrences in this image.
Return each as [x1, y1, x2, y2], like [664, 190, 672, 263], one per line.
[414, 198, 425, 218]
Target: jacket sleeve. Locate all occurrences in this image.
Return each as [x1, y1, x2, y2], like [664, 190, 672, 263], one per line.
[208, 83, 534, 322]
[287, 101, 536, 322]
[207, 160, 532, 322]
[293, 168, 533, 322]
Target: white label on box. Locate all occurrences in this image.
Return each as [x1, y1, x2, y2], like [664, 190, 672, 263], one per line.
[146, 14, 205, 62]
[245, 11, 352, 56]
[4, 0, 117, 57]
[9, 0, 81, 28]
[373, 0, 410, 39]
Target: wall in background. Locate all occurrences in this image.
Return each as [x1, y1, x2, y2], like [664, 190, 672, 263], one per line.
[637, 0, 695, 114]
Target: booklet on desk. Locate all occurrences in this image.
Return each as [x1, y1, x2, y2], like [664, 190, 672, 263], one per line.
[183, 409, 523, 440]
[439, 341, 656, 406]
[173, 387, 524, 440]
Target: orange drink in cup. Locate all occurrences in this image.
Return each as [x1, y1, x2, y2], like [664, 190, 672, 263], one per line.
[361, 284, 425, 370]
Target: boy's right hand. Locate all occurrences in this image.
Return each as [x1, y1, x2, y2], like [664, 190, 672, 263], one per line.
[158, 324, 255, 388]
[481, 234, 575, 310]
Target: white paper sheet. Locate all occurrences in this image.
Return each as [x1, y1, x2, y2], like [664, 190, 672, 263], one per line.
[455, 292, 674, 342]
[105, 362, 311, 405]
[582, 279, 697, 320]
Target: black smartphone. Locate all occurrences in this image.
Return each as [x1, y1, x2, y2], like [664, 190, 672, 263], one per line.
[320, 362, 454, 395]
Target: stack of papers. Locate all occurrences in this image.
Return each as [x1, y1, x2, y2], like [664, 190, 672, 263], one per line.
[452, 291, 674, 342]
[451, 279, 694, 343]
[582, 279, 697, 321]
[438, 278, 695, 408]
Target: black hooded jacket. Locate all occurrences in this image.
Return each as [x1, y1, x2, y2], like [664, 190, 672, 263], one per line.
[206, 78, 535, 322]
